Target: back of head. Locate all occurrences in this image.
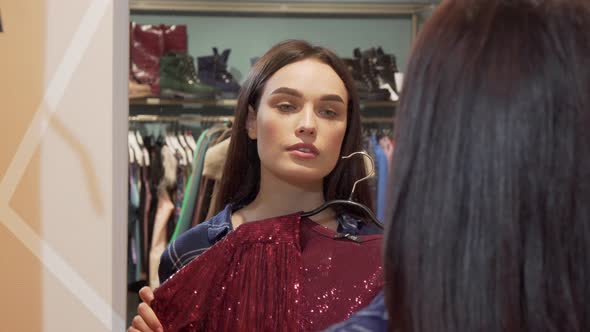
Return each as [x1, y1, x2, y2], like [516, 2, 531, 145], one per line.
[384, 0, 590, 331]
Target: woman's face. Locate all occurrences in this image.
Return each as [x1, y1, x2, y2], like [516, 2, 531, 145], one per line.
[247, 58, 349, 185]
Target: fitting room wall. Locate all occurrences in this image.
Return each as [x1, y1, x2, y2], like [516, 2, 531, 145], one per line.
[0, 0, 128, 331]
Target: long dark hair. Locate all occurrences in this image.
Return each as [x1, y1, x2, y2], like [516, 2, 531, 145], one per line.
[384, 0, 590, 331]
[214, 40, 373, 218]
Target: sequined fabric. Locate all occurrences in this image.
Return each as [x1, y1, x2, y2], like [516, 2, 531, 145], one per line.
[152, 213, 303, 332]
[299, 218, 383, 331]
[152, 213, 383, 332]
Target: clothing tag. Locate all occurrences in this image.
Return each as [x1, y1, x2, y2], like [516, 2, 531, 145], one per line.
[333, 233, 363, 243]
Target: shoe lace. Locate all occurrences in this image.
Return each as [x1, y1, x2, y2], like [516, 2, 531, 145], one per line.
[182, 56, 199, 80]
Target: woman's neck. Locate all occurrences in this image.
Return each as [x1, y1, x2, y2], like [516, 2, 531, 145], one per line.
[231, 168, 338, 230]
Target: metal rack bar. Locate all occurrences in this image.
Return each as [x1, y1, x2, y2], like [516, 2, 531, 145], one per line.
[129, 115, 235, 122]
[130, 1, 433, 16]
[129, 114, 393, 123]
[361, 117, 394, 124]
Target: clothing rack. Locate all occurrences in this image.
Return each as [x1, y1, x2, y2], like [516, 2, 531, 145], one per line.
[129, 115, 234, 123]
[361, 117, 394, 124]
[129, 115, 393, 124]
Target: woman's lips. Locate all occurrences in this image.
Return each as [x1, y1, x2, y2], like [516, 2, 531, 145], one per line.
[287, 143, 319, 159]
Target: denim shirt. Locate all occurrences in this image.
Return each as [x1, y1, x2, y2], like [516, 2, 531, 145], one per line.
[158, 204, 383, 284]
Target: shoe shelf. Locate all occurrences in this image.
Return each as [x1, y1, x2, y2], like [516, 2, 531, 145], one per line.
[129, 97, 397, 121]
[130, 97, 238, 107]
[129, 97, 237, 117]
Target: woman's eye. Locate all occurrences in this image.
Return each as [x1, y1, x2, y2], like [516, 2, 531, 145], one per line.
[277, 104, 296, 112]
[319, 109, 338, 118]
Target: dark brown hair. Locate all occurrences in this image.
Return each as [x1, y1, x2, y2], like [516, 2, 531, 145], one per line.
[213, 39, 373, 218]
[384, 0, 590, 331]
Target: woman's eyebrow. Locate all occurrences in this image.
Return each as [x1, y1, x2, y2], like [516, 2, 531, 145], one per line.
[319, 94, 345, 104]
[270, 87, 303, 98]
[270, 87, 345, 104]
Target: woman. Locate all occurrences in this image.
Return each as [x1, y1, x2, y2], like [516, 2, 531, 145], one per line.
[128, 39, 383, 332]
[381, 0, 590, 331]
[326, 0, 590, 331]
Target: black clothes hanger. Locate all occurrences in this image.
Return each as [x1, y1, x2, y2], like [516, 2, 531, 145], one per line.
[302, 151, 384, 230]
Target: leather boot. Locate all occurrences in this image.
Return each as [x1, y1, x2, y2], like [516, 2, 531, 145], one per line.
[161, 24, 187, 53]
[159, 52, 219, 100]
[354, 48, 391, 101]
[130, 22, 165, 95]
[129, 75, 152, 99]
[374, 47, 399, 94]
[197, 48, 241, 99]
[343, 58, 371, 100]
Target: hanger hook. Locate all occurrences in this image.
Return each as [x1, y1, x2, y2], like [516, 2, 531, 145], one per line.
[341, 151, 376, 200]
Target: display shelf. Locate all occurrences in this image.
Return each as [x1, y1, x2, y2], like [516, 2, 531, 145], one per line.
[130, 97, 397, 108]
[129, 97, 397, 119]
[130, 97, 238, 107]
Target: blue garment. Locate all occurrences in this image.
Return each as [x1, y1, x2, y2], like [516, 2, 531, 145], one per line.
[323, 291, 388, 332]
[158, 204, 383, 283]
[371, 135, 388, 221]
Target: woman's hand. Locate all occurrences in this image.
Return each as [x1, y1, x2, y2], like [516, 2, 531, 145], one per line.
[127, 286, 163, 332]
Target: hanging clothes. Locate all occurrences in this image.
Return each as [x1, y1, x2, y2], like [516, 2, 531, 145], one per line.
[140, 161, 152, 281]
[149, 145, 178, 288]
[371, 135, 388, 221]
[128, 161, 144, 290]
[145, 137, 165, 280]
[171, 124, 226, 241]
[203, 137, 230, 220]
[193, 130, 231, 223]
[170, 149, 185, 235]
[170, 128, 210, 241]
[126, 119, 232, 292]
[190, 126, 227, 227]
[381, 136, 394, 174]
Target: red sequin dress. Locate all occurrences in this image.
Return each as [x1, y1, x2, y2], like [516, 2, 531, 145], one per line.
[151, 212, 383, 332]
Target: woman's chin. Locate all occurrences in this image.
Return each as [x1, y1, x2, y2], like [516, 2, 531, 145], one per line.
[276, 169, 328, 187]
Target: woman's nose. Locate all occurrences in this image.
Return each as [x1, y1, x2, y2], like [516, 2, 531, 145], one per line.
[295, 107, 317, 136]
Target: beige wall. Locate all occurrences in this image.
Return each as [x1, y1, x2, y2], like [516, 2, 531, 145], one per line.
[0, 0, 128, 331]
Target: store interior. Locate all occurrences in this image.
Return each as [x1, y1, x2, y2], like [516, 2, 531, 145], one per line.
[125, 0, 434, 326]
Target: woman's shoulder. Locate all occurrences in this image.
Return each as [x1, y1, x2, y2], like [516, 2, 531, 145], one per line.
[158, 205, 233, 283]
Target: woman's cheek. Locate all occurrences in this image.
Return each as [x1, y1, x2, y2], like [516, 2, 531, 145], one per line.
[259, 117, 278, 141]
[323, 126, 346, 170]
[257, 117, 280, 159]
[330, 126, 346, 153]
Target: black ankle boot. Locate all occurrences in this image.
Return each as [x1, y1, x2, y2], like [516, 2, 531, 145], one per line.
[374, 47, 399, 94]
[354, 48, 391, 102]
[197, 48, 241, 99]
[343, 58, 371, 100]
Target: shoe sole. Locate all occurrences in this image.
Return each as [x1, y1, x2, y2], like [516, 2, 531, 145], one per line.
[161, 88, 217, 100]
[220, 91, 239, 99]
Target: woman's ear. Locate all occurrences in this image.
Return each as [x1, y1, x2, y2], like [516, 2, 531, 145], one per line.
[246, 105, 258, 140]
